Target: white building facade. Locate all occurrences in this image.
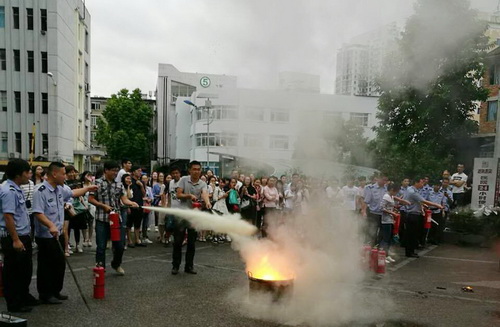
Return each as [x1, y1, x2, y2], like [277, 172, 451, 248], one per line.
[157, 64, 378, 175]
[0, 0, 91, 170]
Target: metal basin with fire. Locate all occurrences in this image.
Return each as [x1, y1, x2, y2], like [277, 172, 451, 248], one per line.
[247, 271, 294, 302]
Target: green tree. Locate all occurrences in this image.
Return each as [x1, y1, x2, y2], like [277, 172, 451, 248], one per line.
[372, 0, 490, 181]
[95, 89, 154, 165]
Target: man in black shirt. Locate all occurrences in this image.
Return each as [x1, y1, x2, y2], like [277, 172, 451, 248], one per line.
[126, 166, 145, 247]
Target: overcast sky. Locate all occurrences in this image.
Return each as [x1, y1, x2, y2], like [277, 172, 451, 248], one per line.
[85, 0, 498, 97]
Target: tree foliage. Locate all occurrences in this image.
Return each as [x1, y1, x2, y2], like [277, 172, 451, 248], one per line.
[372, 0, 490, 181]
[95, 89, 154, 165]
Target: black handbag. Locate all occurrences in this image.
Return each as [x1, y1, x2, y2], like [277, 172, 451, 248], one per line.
[0, 313, 27, 326]
[69, 211, 89, 229]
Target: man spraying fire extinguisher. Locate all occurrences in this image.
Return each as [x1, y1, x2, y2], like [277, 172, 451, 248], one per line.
[173, 161, 212, 275]
[89, 161, 139, 276]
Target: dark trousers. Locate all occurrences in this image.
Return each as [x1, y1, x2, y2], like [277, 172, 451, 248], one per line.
[172, 226, 197, 270]
[367, 211, 382, 246]
[429, 212, 445, 244]
[35, 235, 65, 299]
[405, 213, 421, 256]
[95, 220, 124, 268]
[379, 224, 393, 253]
[398, 211, 407, 246]
[1, 235, 33, 310]
[453, 193, 465, 207]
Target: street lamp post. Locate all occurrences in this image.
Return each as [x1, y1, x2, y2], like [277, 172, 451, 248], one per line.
[184, 99, 212, 170]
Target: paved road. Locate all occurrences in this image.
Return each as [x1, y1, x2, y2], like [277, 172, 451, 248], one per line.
[1, 237, 499, 327]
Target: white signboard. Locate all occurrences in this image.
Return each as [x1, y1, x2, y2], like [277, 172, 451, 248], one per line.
[471, 158, 499, 209]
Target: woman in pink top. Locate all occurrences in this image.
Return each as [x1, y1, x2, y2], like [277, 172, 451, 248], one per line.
[262, 176, 279, 237]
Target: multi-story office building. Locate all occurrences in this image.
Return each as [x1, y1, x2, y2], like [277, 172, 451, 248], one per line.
[0, 0, 91, 170]
[335, 24, 398, 97]
[157, 64, 378, 176]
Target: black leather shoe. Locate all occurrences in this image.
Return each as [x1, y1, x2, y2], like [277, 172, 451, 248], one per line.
[184, 268, 197, 274]
[25, 294, 40, 306]
[171, 267, 179, 275]
[54, 293, 69, 300]
[8, 306, 33, 313]
[40, 296, 62, 305]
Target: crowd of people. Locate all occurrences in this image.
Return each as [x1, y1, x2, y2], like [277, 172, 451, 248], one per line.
[0, 156, 470, 313]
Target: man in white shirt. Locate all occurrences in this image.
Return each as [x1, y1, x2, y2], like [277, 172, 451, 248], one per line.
[450, 164, 468, 207]
[339, 178, 359, 212]
[115, 158, 132, 185]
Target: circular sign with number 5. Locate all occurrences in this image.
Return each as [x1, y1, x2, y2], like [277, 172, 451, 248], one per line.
[200, 76, 211, 88]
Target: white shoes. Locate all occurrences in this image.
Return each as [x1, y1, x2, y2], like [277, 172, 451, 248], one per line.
[76, 245, 83, 253]
[386, 256, 396, 263]
[143, 238, 153, 244]
[113, 266, 125, 276]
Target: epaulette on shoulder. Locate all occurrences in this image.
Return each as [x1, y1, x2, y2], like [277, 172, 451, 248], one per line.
[8, 185, 16, 191]
[37, 185, 46, 192]
[366, 184, 374, 189]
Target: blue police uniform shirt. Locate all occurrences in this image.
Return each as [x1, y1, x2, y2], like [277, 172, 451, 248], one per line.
[363, 183, 387, 215]
[33, 181, 73, 239]
[418, 184, 432, 200]
[439, 187, 453, 212]
[427, 190, 445, 214]
[407, 186, 425, 214]
[398, 186, 409, 212]
[0, 180, 31, 236]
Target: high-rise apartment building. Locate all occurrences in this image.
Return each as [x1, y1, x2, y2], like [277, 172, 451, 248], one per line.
[0, 0, 91, 170]
[335, 23, 398, 97]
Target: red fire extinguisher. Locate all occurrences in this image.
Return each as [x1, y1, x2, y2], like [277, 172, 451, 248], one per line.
[109, 211, 121, 242]
[363, 245, 371, 270]
[192, 201, 202, 209]
[377, 250, 386, 274]
[93, 266, 105, 299]
[393, 213, 401, 235]
[0, 260, 4, 297]
[370, 248, 379, 272]
[424, 209, 432, 229]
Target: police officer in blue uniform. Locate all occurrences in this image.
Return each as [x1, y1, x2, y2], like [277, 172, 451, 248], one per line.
[0, 159, 39, 313]
[33, 162, 96, 304]
[363, 175, 388, 245]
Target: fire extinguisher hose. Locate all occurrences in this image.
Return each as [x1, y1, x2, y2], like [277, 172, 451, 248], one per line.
[55, 236, 92, 312]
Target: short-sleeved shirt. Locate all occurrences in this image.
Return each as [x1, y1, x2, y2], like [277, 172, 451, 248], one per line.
[0, 180, 31, 236]
[169, 179, 182, 209]
[33, 181, 73, 238]
[397, 186, 409, 212]
[89, 178, 124, 222]
[177, 176, 207, 208]
[130, 178, 144, 206]
[451, 173, 468, 194]
[427, 190, 445, 214]
[20, 180, 35, 214]
[380, 193, 395, 224]
[419, 184, 432, 200]
[340, 185, 358, 211]
[364, 183, 387, 215]
[406, 186, 425, 214]
[439, 187, 453, 212]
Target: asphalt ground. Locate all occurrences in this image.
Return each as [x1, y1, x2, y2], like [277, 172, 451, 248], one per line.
[1, 233, 499, 327]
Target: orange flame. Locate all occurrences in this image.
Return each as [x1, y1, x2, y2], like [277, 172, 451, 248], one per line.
[247, 255, 294, 281]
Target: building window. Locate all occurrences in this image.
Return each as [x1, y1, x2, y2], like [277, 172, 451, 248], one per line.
[14, 91, 21, 112]
[41, 52, 47, 73]
[1, 132, 7, 152]
[244, 134, 264, 148]
[269, 135, 289, 150]
[41, 93, 48, 114]
[350, 113, 369, 127]
[0, 7, 4, 28]
[85, 30, 89, 53]
[42, 133, 48, 154]
[487, 101, 498, 122]
[13, 50, 20, 71]
[28, 133, 34, 153]
[0, 49, 5, 70]
[40, 9, 47, 31]
[91, 131, 96, 142]
[26, 8, 33, 30]
[15, 132, 21, 153]
[91, 116, 97, 127]
[245, 108, 265, 121]
[12, 7, 19, 29]
[28, 92, 35, 113]
[195, 133, 238, 147]
[212, 106, 238, 120]
[27, 51, 34, 72]
[1, 91, 7, 112]
[270, 111, 290, 122]
[91, 102, 100, 110]
[220, 133, 238, 146]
